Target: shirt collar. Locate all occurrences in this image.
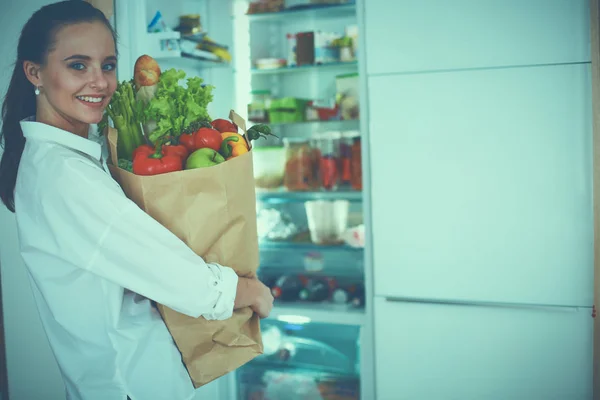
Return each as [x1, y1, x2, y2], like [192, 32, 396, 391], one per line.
[20, 116, 102, 161]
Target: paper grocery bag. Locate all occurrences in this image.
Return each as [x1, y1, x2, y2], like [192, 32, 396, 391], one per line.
[104, 114, 262, 387]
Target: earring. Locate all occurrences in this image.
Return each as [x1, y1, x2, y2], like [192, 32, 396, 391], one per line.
[34, 86, 40, 96]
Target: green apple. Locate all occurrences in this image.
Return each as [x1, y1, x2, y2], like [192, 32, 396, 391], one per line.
[185, 148, 225, 170]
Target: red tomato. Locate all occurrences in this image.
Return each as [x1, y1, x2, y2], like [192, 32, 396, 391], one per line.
[179, 133, 195, 152]
[211, 118, 238, 133]
[192, 127, 223, 152]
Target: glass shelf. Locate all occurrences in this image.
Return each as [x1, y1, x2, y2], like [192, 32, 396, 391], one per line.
[248, 3, 357, 22]
[257, 189, 362, 204]
[250, 118, 360, 127]
[158, 53, 231, 69]
[260, 240, 362, 253]
[259, 240, 364, 273]
[251, 61, 358, 75]
[270, 301, 365, 326]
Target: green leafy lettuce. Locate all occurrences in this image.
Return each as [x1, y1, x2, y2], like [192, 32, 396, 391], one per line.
[143, 68, 214, 143]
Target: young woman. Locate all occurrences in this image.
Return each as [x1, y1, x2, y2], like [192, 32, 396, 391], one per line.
[0, 2, 273, 399]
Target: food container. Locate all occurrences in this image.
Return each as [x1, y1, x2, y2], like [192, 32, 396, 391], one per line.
[253, 146, 286, 190]
[255, 58, 287, 69]
[313, 131, 341, 191]
[339, 130, 356, 185]
[269, 97, 308, 124]
[248, 89, 272, 123]
[350, 135, 362, 190]
[304, 200, 350, 245]
[286, 33, 297, 67]
[175, 14, 202, 35]
[335, 73, 359, 120]
[283, 138, 319, 191]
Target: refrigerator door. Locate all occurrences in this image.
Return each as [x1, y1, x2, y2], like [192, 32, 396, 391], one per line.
[373, 297, 593, 400]
[369, 63, 593, 306]
[363, 0, 590, 75]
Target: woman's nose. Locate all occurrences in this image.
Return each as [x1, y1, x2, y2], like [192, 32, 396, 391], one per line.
[89, 68, 108, 90]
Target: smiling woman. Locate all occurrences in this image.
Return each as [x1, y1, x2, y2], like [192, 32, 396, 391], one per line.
[24, 22, 118, 136]
[0, 2, 273, 400]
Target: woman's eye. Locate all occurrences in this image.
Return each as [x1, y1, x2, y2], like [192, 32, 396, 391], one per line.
[69, 63, 85, 71]
[102, 63, 116, 72]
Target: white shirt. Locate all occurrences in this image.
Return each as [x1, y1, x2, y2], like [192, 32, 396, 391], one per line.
[14, 118, 239, 400]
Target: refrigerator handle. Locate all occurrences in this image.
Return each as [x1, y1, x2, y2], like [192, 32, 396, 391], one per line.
[384, 296, 588, 313]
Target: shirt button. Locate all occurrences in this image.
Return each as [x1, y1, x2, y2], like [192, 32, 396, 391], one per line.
[213, 281, 218, 286]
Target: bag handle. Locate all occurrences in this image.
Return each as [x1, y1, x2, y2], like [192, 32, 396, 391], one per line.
[228, 109, 252, 149]
[106, 126, 119, 166]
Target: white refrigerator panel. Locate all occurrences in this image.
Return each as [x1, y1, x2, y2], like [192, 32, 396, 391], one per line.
[369, 64, 593, 306]
[364, 0, 590, 75]
[374, 297, 593, 400]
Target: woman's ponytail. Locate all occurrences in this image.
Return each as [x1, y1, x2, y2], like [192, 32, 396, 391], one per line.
[0, 63, 36, 212]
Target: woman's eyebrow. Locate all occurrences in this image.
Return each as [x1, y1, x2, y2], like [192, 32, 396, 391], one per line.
[63, 54, 91, 61]
[62, 55, 117, 62]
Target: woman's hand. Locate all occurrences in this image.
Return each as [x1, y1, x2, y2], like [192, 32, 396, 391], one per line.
[234, 277, 274, 319]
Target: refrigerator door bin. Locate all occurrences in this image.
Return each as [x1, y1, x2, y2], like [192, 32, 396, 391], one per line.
[236, 319, 361, 399]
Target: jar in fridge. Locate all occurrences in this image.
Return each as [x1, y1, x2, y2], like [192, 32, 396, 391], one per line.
[313, 131, 341, 191]
[248, 89, 272, 123]
[350, 135, 362, 191]
[253, 146, 286, 190]
[283, 138, 319, 191]
[339, 130, 359, 186]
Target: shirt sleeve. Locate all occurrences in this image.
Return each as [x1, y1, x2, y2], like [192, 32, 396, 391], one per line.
[39, 156, 239, 320]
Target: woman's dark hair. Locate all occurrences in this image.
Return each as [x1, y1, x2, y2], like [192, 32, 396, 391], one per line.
[0, 0, 116, 212]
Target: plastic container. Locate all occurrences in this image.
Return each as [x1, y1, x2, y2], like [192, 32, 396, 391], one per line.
[283, 138, 319, 191]
[350, 135, 362, 190]
[248, 89, 272, 123]
[286, 33, 297, 67]
[312, 131, 341, 191]
[253, 146, 286, 190]
[255, 58, 286, 69]
[304, 200, 349, 245]
[336, 73, 360, 120]
[339, 130, 359, 185]
[269, 97, 308, 124]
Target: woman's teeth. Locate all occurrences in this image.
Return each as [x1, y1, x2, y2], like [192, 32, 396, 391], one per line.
[77, 96, 103, 103]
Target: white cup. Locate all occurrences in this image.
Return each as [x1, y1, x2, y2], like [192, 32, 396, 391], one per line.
[304, 200, 350, 245]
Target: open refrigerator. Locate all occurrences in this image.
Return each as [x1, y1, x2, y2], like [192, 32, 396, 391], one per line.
[110, 0, 375, 399]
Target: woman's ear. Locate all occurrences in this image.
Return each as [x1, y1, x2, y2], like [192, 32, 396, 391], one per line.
[23, 61, 42, 88]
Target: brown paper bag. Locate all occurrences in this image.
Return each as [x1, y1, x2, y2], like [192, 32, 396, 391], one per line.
[104, 111, 262, 387]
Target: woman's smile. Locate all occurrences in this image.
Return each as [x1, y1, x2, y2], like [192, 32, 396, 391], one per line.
[75, 94, 106, 108]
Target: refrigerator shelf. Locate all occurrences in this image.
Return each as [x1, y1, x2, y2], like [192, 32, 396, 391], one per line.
[269, 301, 365, 326]
[251, 61, 358, 75]
[259, 240, 362, 252]
[259, 241, 364, 273]
[247, 3, 356, 22]
[256, 189, 362, 204]
[249, 118, 360, 128]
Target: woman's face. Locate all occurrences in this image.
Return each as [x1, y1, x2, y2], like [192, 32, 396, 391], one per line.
[28, 21, 117, 135]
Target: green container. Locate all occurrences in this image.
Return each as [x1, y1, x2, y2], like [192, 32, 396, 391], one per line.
[268, 97, 308, 124]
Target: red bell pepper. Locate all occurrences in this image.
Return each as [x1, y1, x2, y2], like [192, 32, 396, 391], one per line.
[132, 144, 183, 176]
[162, 143, 188, 160]
[132, 142, 188, 163]
[132, 144, 154, 161]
